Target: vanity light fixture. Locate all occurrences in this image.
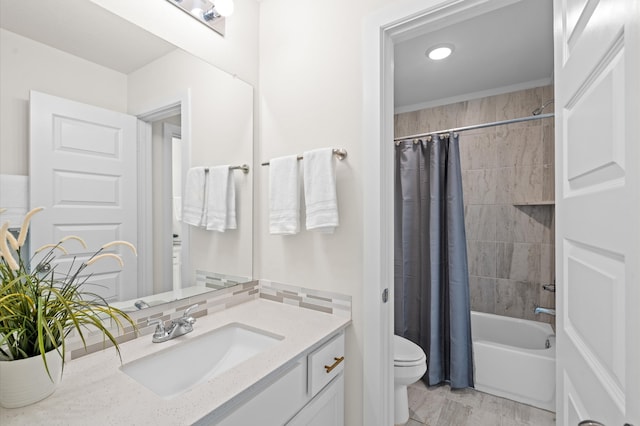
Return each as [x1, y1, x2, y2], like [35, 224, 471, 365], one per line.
[426, 44, 454, 61]
[165, 0, 234, 37]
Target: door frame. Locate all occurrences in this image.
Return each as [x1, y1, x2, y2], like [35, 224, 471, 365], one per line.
[134, 90, 192, 297]
[163, 122, 182, 291]
[362, 0, 528, 423]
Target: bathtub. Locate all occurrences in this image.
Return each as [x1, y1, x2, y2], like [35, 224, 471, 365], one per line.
[471, 311, 555, 411]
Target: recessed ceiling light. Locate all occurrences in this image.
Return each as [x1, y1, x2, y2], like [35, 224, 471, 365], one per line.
[426, 45, 454, 61]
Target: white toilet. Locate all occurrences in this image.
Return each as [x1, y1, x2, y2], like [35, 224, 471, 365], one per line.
[394, 335, 427, 425]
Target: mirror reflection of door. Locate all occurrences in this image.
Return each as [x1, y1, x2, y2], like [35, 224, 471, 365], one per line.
[29, 91, 139, 302]
[152, 119, 187, 297]
[30, 92, 190, 304]
[172, 135, 182, 290]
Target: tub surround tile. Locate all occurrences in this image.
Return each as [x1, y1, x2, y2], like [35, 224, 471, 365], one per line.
[428, 105, 458, 131]
[542, 122, 555, 167]
[497, 243, 541, 283]
[464, 205, 497, 241]
[496, 125, 544, 167]
[467, 241, 497, 278]
[459, 132, 497, 171]
[395, 112, 414, 138]
[456, 96, 497, 129]
[498, 165, 548, 206]
[462, 169, 497, 204]
[495, 87, 545, 125]
[469, 276, 497, 313]
[540, 243, 555, 284]
[513, 165, 544, 204]
[495, 279, 542, 320]
[542, 163, 555, 202]
[512, 205, 553, 244]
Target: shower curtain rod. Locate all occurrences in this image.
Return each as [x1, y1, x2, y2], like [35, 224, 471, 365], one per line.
[393, 112, 554, 142]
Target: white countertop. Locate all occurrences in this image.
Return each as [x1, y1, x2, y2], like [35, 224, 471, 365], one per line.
[0, 299, 351, 425]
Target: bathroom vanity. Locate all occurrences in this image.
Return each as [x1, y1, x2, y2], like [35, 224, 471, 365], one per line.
[0, 299, 350, 425]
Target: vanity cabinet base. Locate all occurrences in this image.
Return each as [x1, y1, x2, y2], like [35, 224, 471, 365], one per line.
[200, 331, 346, 426]
[287, 373, 344, 426]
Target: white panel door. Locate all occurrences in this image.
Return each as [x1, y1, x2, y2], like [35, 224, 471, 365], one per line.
[555, 0, 640, 425]
[29, 91, 138, 302]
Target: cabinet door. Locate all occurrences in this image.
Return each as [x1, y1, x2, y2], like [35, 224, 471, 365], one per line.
[287, 373, 344, 426]
[198, 360, 307, 426]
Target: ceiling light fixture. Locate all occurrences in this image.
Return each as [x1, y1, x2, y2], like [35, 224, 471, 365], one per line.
[426, 44, 454, 61]
[166, 0, 234, 37]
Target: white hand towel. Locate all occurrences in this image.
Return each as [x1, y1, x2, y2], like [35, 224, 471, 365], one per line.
[303, 148, 339, 233]
[205, 166, 236, 232]
[269, 155, 300, 235]
[225, 171, 237, 230]
[182, 167, 206, 227]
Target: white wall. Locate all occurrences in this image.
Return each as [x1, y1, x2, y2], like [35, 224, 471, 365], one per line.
[128, 49, 254, 284]
[0, 29, 128, 175]
[257, 1, 394, 424]
[91, 0, 259, 87]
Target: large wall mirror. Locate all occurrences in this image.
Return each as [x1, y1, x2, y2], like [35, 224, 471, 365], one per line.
[0, 0, 253, 312]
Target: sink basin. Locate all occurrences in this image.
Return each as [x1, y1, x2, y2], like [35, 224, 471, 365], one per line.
[120, 323, 283, 398]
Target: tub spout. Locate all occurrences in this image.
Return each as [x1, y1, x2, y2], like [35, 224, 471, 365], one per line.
[534, 306, 556, 316]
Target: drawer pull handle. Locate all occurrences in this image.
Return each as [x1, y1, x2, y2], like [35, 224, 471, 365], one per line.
[324, 356, 344, 373]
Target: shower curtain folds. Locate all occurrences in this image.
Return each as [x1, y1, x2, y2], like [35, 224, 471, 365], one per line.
[394, 134, 474, 389]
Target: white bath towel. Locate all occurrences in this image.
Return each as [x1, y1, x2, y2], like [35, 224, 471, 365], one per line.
[205, 166, 236, 232]
[303, 148, 338, 233]
[269, 155, 300, 235]
[182, 167, 207, 227]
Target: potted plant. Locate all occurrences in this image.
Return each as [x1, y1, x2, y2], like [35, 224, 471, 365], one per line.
[0, 207, 137, 408]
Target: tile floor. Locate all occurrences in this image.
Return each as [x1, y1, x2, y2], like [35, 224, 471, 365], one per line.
[406, 380, 556, 426]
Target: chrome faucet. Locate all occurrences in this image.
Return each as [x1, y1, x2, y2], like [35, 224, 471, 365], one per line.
[134, 300, 151, 310]
[534, 306, 556, 316]
[149, 304, 198, 343]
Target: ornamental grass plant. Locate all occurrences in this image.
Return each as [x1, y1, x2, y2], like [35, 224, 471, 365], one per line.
[0, 207, 137, 378]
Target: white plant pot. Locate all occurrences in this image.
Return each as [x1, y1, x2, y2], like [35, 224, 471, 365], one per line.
[0, 350, 63, 408]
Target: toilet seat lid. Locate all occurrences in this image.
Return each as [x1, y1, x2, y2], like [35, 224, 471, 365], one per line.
[394, 335, 426, 363]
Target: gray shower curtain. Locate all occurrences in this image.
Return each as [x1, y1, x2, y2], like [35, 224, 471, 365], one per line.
[394, 134, 474, 389]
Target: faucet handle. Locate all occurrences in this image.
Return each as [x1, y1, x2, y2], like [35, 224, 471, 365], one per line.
[148, 319, 166, 337]
[183, 304, 199, 318]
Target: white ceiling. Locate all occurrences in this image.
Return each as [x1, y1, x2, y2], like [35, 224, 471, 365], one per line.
[2, 0, 552, 108]
[0, 0, 176, 74]
[394, 0, 553, 113]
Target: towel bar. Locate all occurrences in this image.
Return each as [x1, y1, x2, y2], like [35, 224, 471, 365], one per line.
[261, 149, 347, 166]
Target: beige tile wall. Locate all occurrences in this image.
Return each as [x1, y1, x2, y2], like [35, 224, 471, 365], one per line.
[395, 85, 556, 325]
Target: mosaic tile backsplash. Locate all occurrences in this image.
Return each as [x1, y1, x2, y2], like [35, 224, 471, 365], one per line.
[258, 279, 352, 318]
[67, 280, 351, 360]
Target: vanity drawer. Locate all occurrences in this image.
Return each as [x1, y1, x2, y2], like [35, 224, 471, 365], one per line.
[307, 332, 345, 397]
